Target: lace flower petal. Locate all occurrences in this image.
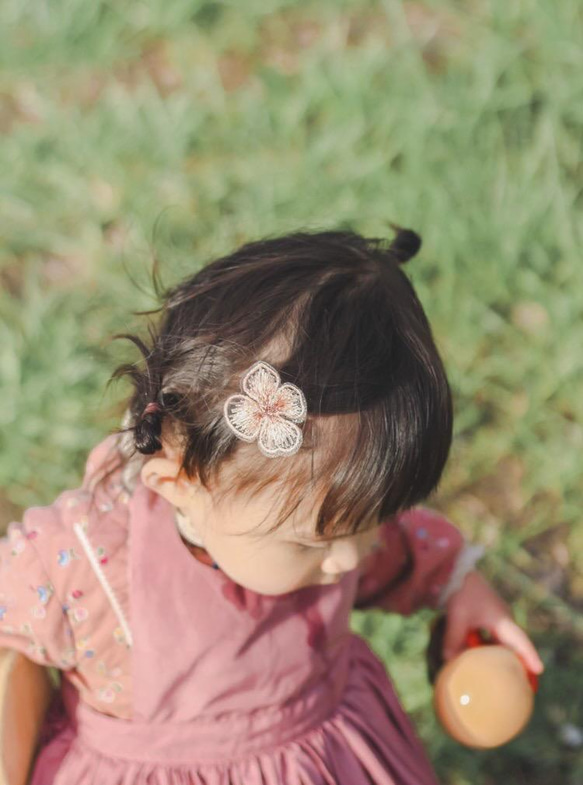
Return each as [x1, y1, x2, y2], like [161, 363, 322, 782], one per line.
[224, 360, 308, 458]
[223, 394, 262, 441]
[271, 383, 307, 423]
[242, 361, 281, 407]
[257, 417, 304, 458]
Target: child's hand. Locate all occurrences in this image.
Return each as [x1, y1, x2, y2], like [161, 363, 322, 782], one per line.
[442, 570, 545, 675]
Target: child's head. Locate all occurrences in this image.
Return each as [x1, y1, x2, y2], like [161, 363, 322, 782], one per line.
[111, 226, 452, 594]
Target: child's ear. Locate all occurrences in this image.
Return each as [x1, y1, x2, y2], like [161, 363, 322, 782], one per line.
[140, 456, 193, 508]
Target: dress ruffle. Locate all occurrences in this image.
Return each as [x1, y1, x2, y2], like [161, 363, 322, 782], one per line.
[31, 637, 439, 785]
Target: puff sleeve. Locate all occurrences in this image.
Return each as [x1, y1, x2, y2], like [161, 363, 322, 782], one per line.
[354, 507, 485, 615]
[0, 505, 77, 670]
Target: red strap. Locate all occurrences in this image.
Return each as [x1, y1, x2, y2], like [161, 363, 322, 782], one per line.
[464, 629, 539, 693]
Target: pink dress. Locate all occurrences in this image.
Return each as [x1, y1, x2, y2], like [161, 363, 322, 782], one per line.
[0, 434, 470, 785]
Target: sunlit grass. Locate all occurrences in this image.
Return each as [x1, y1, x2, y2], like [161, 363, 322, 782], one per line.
[1, 1, 582, 781]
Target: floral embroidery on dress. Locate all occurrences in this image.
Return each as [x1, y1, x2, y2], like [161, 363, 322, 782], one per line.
[57, 548, 80, 567]
[37, 583, 54, 605]
[62, 584, 90, 627]
[28, 581, 55, 620]
[76, 636, 95, 657]
[95, 661, 124, 703]
[413, 523, 451, 555]
[69, 607, 89, 624]
[113, 626, 128, 645]
[0, 592, 16, 620]
[97, 661, 123, 679]
[62, 589, 84, 615]
[97, 682, 123, 703]
[96, 546, 108, 565]
[414, 526, 430, 551]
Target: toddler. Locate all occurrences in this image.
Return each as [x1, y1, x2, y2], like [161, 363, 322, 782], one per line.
[1, 226, 543, 784]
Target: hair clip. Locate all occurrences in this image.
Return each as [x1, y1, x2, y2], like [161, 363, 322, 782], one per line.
[223, 361, 307, 458]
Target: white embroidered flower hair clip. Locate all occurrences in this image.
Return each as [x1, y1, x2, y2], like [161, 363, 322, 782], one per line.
[223, 361, 307, 458]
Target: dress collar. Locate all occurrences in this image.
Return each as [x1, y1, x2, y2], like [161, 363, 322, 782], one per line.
[173, 508, 220, 570]
[174, 508, 205, 547]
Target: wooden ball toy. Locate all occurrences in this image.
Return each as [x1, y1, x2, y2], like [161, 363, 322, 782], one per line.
[426, 616, 539, 749]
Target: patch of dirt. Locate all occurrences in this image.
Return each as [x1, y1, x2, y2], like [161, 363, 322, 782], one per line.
[0, 492, 23, 535]
[0, 83, 43, 134]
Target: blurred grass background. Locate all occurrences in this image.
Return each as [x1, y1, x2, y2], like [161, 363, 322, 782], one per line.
[1, 0, 582, 782]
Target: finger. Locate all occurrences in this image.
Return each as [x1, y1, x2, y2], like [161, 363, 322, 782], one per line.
[492, 617, 545, 674]
[442, 615, 469, 661]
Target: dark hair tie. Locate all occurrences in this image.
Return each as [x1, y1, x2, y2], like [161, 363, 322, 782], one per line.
[142, 401, 162, 417]
[135, 400, 164, 454]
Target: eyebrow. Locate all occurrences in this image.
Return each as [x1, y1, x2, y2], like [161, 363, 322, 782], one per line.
[292, 535, 336, 544]
[292, 531, 361, 543]
[292, 521, 380, 543]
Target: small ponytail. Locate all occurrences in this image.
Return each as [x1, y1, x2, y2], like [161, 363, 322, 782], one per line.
[388, 224, 422, 264]
[108, 331, 166, 456]
[134, 400, 164, 455]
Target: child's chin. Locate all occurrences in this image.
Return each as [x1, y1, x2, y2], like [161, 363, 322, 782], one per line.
[320, 574, 342, 585]
[245, 574, 343, 596]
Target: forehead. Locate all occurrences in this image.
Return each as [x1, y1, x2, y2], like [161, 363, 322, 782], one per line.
[213, 468, 375, 543]
[209, 418, 364, 539]
[222, 477, 322, 539]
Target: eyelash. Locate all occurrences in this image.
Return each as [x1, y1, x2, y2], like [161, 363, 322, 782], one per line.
[295, 542, 329, 552]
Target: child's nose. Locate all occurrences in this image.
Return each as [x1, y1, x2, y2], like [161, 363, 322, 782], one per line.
[322, 540, 361, 575]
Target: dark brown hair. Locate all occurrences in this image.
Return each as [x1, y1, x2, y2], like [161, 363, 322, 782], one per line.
[100, 225, 452, 538]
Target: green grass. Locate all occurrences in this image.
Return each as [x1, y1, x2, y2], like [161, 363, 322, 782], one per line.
[1, 1, 582, 782]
